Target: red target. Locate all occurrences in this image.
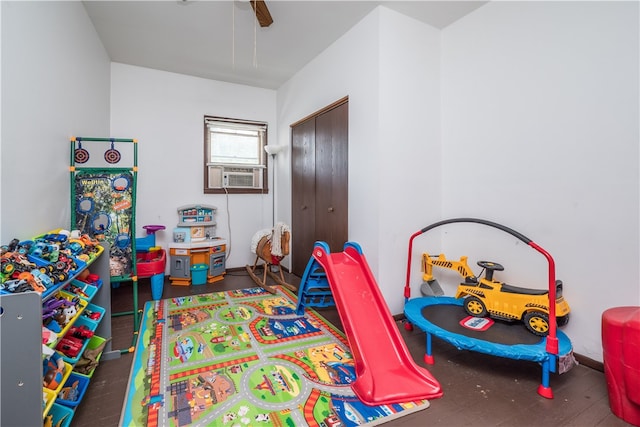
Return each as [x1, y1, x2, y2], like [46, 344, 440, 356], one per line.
[104, 141, 121, 164]
[75, 148, 89, 163]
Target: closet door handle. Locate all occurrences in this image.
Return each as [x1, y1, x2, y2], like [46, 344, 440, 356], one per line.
[301, 205, 307, 210]
[328, 207, 334, 213]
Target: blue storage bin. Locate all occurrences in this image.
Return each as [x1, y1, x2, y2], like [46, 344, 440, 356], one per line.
[55, 373, 89, 407]
[190, 263, 208, 285]
[47, 403, 74, 427]
[60, 255, 86, 278]
[63, 280, 97, 303]
[57, 317, 96, 364]
[80, 303, 105, 328]
[59, 333, 91, 365]
[90, 277, 103, 290]
[73, 315, 98, 333]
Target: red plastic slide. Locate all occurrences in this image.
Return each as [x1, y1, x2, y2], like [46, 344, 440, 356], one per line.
[312, 241, 442, 405]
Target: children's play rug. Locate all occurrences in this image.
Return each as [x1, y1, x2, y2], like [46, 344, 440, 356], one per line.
[121, 286, 431, 426]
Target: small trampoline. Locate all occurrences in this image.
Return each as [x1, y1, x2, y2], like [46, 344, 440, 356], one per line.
[403, 218, 576, 399]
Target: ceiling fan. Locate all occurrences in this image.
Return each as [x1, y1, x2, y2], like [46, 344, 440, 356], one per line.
[250, 0, 273, 27]
[179, 0, 273, 27]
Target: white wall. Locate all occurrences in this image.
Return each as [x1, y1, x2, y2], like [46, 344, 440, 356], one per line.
[1, 1, 110, 241]
[276, 7, 443, 313]
[441, 1, 639, 361]
[377, 8, 442, 307]
[276, 8, 380, 275]
[109, 63, 277, 269]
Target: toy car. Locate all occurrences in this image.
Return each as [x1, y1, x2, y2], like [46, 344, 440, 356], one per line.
[42, 233, 68, 244]
[68, 325, 94, 340]
[30, 268, 54, 289]
[56, 337, 83, 357]
[83, 309, 101, 321]
[422, 253, 571, 336]
[1, 278, 33, 293]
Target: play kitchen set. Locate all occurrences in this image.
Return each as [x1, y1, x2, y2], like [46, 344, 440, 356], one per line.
[168, 204, 226, 286]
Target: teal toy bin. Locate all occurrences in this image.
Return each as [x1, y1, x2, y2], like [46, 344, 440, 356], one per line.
[150, 273, 164, 299]
[190, 264, 208, 285]
[48, 403, 74, 427]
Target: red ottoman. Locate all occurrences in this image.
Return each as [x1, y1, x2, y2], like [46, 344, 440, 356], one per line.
[602, 306, 640, 426]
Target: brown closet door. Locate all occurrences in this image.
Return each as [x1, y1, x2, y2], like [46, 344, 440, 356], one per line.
[314, 102, 348, 253]
[291, 117, 317, 276]
[291, 99, 349, 277]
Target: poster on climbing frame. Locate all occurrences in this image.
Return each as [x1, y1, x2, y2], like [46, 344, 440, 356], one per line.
[73, 170, 135, 280]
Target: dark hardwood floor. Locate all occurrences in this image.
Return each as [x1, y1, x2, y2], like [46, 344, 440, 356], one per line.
[73, 270, 631, 427]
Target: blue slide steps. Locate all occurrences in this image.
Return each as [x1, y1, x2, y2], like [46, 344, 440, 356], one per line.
[295, 253, 335, 315]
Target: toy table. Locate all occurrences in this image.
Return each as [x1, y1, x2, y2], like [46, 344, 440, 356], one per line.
[168, 239, 226, 286]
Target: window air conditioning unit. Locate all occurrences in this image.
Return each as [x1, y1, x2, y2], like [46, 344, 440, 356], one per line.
[208, 165, 263, 189]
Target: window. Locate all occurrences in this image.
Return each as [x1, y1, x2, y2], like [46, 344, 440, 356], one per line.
[204, 116, 268, 194]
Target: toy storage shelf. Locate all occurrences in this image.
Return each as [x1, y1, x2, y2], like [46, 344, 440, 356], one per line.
[0, 243, 113, 427]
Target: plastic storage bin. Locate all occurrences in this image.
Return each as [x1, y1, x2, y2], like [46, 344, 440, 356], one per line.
[136, 248, 166, 278]
[73, 315, 98, 333]
[48, 291, 88, 339]
[46, 403, 74, 427]
[44, 361, 72, 395]
[73, 335, 107, 378]
[58, 329, 92, 365]
[80, 302, 105, 329]
[55, 373, 89, 407]
[63, 280, 97, 303]
[76, 274, 103, 290]
[190, 263, 208, 285]
[43, 388, 57, 419]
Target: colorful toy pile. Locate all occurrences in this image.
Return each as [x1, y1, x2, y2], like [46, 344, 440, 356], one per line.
[0, 230, 102, 296]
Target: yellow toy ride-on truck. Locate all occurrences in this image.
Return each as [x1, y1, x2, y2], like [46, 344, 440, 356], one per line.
[422, 253, 571, 336]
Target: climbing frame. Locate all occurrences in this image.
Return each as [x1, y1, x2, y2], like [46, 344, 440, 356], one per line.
[69, 137, 140, 348]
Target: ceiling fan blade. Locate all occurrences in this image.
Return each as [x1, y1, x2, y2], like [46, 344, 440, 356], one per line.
[250, 0, 273, 27]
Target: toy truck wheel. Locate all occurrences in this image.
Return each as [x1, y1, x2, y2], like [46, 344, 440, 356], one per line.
[51, 271, 67, 283]
[40, 265, 54, 274]
[464, 296, 487, 317]
[1, 261, 15, 275]
[524, 311, 549, 336]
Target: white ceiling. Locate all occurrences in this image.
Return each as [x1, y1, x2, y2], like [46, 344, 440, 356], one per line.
[83, 1, 488, 89]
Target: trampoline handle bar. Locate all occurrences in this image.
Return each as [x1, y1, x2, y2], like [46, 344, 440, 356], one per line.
[417, 218, 533, 243]
[405, 230, 424, 300]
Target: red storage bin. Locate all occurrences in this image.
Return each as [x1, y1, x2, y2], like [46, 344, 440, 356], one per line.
[136, 248, 166, 278]
[602, 306, 640, 426]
